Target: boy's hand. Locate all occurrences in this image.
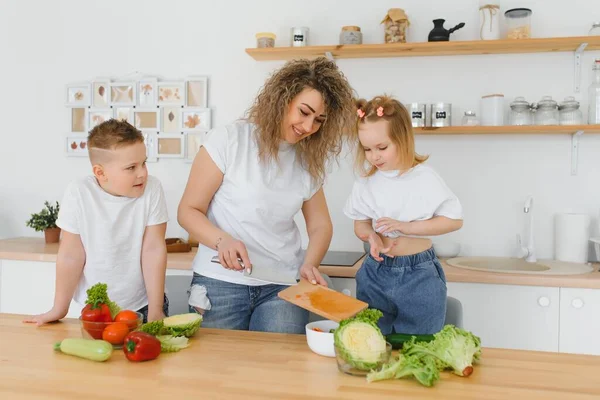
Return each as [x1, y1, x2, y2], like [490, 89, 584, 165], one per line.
[22, 307, 68, 326]
[367, 232, 395, 262]
[147, 310, 166, 323]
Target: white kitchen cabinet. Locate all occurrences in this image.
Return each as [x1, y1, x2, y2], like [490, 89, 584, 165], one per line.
[447, 282, 560, 352]
[559, 287, 600, 355]
[0, 260, 82, 318]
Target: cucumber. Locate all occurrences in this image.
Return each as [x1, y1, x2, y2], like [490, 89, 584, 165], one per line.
[386, 333, 435, 350]
[54, 338, 113, 362]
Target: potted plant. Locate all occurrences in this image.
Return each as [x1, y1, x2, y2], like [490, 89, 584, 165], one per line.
[25, 201, 61, 244]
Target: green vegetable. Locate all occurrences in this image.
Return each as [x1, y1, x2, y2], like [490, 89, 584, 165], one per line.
[367, 353, 440, 387]
[157, 335, 190, 352]
[85, 283, 121, 319]
[402, 325, 482, 377]
[386, 333, 435, 350]
[54, 338, 113, 362]
[161, 313, 202, 337]
[137, 320, 165, 336]
[333, 309, 387, 371]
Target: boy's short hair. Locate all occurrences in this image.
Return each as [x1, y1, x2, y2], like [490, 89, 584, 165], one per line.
[88, 119, 144, 150]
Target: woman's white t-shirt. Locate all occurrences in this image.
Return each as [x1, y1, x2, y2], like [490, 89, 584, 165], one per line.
[193, 121, 320, 286]
[343, 164, 463, 238]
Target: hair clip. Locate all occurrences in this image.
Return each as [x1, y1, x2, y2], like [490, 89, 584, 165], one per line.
[357, 109, 365, 118]
[376, 106, 384, 117]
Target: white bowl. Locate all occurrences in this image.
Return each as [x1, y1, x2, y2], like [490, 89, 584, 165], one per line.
[305, 320, 339, 357]
[433, 242, 461, 258]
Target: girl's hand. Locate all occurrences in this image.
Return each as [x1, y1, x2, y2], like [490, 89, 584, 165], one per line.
[299, 264, 328, 286]
[217, 237, 252, 272]
[375, 217, 412, 236]
[367, 232, 395, 262]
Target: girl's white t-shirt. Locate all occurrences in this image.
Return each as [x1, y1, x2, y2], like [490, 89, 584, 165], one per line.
[56, 175, 169, 310]
[193, 121, 320, 286]
[343, 164, 463, 238]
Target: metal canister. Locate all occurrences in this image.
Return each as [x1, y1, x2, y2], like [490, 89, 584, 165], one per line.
[430, 103, 452, 127]
[291, 27, 309, 47]
[407, 103, 427, 127]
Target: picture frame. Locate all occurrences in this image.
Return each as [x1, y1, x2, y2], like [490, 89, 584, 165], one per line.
[161, 106, 181, 133]
[157, 81, 185, 106]
[180, 108, 211, 132]
[65, 82, 91, 107]
[91, 79, 110, 108]
[143, 132, 158, 163]
[70, 107, 87, 133]
[184, 132, 208, 163]
[65, 135, 89, 157]
[138, 78, 158, 107]
[133, 108, 160, 131]
[156, 133, 185, 158]
[185, 76, 208, 107]
[88, 108, 112, 130]
[109, 81, 136, 106]
[113, 107, 134, 124]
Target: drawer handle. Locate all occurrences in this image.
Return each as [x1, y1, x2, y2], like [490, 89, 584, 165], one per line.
[342, 289, 352, 296]
[572, 298, 584, 309]
[538, 296, 550, 307]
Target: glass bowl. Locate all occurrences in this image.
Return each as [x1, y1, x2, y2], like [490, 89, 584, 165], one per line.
[79, 311, 143, 348]
[334, 341, 392, 376]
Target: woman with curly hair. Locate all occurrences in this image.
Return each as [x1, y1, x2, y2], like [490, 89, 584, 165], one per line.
[178, 57, 355, 333]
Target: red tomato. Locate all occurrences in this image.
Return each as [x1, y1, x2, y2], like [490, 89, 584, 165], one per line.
[114, 310, 140, 330]
[102, 322, 130, 345]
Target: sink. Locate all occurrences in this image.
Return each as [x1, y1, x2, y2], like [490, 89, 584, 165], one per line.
[446, 257, 595, 275]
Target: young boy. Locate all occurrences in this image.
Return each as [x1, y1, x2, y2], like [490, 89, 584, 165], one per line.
[24, 119, 169, 324]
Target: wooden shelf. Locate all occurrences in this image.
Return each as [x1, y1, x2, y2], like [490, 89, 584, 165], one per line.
[246, 36, 600, 61]
[414, 125, 600, 135]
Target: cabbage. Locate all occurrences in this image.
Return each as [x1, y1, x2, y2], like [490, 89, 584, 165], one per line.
[161, 313, 202, 338]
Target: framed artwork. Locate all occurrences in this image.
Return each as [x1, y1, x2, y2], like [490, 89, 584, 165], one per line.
[133, 109, 160, 131]
[114, 107, 133, 124]
[143, 132, 158, 163]
[109, 82, 136, 106]
[185, 76, 208, 107]
[138, 78, 158, 107]
[66, 135, 89, 157]
[161, 106, 181, 133]
[65, 83, 91, 107]
[70, 107, 87, 133]
[184, 132, 207, 163]
[88, 109, 112, 129]
[157, 133, 184, 158]
[180, 108, 211, 132]
[158, 81, 184, 106]
[92, 80, 110, 107]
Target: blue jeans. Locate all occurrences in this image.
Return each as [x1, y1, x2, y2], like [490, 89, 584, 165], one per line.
[356, 247, 447, 335]
[188, 273, 308, 334]
[136, 294, 170, 323]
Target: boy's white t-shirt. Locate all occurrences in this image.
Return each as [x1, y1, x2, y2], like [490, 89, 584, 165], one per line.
[193, 121, 321, 285]
[343, 164, 462, 238]
[56, 175, 169, 310]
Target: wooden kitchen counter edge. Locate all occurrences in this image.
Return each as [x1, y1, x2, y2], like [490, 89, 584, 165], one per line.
[2, 237, 600, 289]
[1, 313, 600, 400]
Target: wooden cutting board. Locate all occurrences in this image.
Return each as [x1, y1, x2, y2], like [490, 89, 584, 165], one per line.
[277, 279, 369, 322]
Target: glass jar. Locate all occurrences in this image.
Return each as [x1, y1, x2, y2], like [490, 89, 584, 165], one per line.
[534, 96, 559, 125]
[589, 22, 600, 36]
[255, 32, 276, 48]
[558, 96, 583, 125]
[462, 111, 479, 126]
[508, 96, 532, 125]
[381, 8, 409, 43]
[340, 26, 362, 45]
[505, 8, 532, 39]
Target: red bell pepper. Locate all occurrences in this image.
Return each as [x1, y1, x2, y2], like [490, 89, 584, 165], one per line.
[123, 332, 161, 362]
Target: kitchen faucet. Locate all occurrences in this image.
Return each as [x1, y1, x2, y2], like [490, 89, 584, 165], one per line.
[517, 196, 537, 262]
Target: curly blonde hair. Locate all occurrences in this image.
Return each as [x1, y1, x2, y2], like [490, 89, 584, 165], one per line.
[354, 95, 428, 177]
[246, 57, 355, 182]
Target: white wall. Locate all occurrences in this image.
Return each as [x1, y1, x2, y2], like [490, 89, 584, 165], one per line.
[1, 0, 599, 260]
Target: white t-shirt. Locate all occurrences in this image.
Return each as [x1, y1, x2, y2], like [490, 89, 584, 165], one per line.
[193, 121, 321, 286]
[56, 175, 169, 310]
[343, 164, 462, 238]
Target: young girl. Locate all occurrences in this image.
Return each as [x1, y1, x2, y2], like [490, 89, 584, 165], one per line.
[344, 95, 463, 335]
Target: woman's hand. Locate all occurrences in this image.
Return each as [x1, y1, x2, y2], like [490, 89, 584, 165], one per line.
[367, 231, 395, 262]
[299, 264, 328, 286]
[217, 237, 252, 272]
[375, 217, 412, 236]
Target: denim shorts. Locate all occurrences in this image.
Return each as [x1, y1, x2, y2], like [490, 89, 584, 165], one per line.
[188, 273, 308, 334]
[356, 247, 447, 335]
[136, 294, 170, 323]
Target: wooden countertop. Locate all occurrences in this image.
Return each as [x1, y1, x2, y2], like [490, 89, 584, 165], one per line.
[2, 237, 600, 288]
[1, 313, 599, 400]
